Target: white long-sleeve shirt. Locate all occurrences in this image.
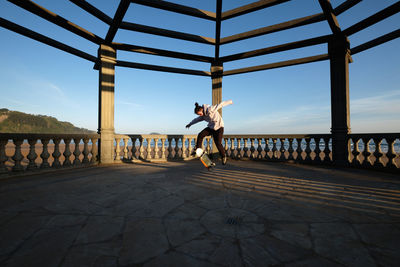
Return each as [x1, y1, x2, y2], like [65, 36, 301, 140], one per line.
[187, 100, 233, 130]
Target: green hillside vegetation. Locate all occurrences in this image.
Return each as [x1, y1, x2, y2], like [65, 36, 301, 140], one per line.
[0, 108, 95, 134]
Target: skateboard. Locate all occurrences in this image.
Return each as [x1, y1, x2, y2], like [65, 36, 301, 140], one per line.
[196, 148, 216, 170]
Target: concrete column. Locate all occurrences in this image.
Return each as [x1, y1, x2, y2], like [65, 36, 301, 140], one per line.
[98, 44, 116, 164]
[328, 35, 351, 167]
[211, 62, 223, 156]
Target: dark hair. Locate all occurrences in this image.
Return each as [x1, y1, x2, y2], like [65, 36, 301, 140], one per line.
[194, 102, 203, 114]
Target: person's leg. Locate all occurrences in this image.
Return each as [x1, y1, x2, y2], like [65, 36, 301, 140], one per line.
[212, 127, 225, 158]
[196, 127, 211, 150]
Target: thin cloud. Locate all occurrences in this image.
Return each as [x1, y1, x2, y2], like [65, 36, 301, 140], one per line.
[117, 100, 144, 109]
[351, 90, 400, 116]
[47, 83, 65, 98]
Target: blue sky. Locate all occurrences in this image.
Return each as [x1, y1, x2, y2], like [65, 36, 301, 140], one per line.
[0, 0, 399, 134]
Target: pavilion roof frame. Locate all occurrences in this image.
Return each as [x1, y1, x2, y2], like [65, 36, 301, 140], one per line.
[1, 0, 399, 77]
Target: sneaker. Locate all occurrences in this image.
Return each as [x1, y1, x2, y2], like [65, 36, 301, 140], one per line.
[222, 156, 227, 165]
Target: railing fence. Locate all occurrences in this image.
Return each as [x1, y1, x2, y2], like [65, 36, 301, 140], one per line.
[1, 133, 399, 174]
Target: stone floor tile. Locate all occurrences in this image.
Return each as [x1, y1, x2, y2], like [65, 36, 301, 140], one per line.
[128, 195, 184, 218]
[239, 236, 279, 267]
[175, 234, 221, 260]
[119, 218, 169, 265]
[165, 218, 206, 247]
[143, 251, 219, 267]
[270, 223, 313, 249]
[243, 234, 311, 265]
[45, 214, 88, 228]
[75, 216, 124, 244]
[0, 211, 17, 226]
[97, 198, 143, 216]
[284, 256, 343, 267]
[353, 223, 400, 267]
[3, 226, 80, 267]
[200, 208, 265, 239]
[310, 222, 376, 267]
[209, 238, 244, 267]
[0, 213, 51, 255]
[61, 240, 120, 267]
[165, 202, 207, 221]
[195, 196, 230, 210]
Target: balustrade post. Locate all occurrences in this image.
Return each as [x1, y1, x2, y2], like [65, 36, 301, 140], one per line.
[250, 138, 256, 159]
[279, 138, 286, 161]
[373, 139, 384, 168]
[206, 138, 212, 155]
[386, 137, 398, 169]
[0, 139, 8, 174]
[27, 138, 38, 170]
[52, 138, 62, 168]
[237, 138, 242, 159]
[82, 138, 90, 164]
[11, 139, 24, 172]
[90, 138, 98, 164]
[181, 137, 186, 160]
[73, 138, 81, 165]
[168, 138, 173, 159]
[224, 138, 229, 158]
[98, 44, 116, 164]
[243, 139, 249, 159]
[313, 138, 322, 164]
[295, 138, 303, 161]
[131, 138, 137, 160]
[361, 138, 372, 168]
[264, 138, 271, 160]
[115, 137, 122, 163]
[328, 34, 351, 167]
[188, 138, 193, 158]
[256, 139, 263, 160]
[272, 138, 278, 160]
[40, 138, 50, 169]
[139, 138, 145, 160]
[173, 138, 180, 160]
[352, 138, 362, 166]
[154, 138, 160, 159]
[230, 138, 236, 159]
[287, 138, 294, 161]
[322, 137, 332, 163]
[161, 138, 166, 160]
[146, 138, 152, 160]
[123, 137, 129, 161]
[304, 138, 312, 162]
[63, 138, 72, 167]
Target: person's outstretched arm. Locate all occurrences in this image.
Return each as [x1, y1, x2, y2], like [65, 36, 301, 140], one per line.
[210, 100, 233, 113]
[186, 116, 204, 128]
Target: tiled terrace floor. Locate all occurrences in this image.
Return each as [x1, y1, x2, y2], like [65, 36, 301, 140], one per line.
[0, 160, 399, 267]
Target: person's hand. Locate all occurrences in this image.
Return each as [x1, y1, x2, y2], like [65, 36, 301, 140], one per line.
[185, 124, 190, 129]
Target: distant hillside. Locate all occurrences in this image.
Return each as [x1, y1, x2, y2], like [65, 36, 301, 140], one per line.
[0, 108, 95, 134]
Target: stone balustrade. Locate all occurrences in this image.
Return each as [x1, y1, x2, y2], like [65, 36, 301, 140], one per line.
[222, 134, 333, 164]
[0, 133, 100, 174]
[347, 133, 400, 171]
[113, 134, 333, 165]
[1, 133, 398, 175]
[113, 135, 211, 162]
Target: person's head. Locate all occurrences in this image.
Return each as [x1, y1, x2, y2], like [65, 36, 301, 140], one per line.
[194, 102, 204, 116]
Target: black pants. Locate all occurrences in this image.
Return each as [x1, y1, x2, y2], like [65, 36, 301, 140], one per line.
[196, 127, 225, 158]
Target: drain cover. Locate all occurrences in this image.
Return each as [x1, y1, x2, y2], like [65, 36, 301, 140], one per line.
[225, 216, 242, 225]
